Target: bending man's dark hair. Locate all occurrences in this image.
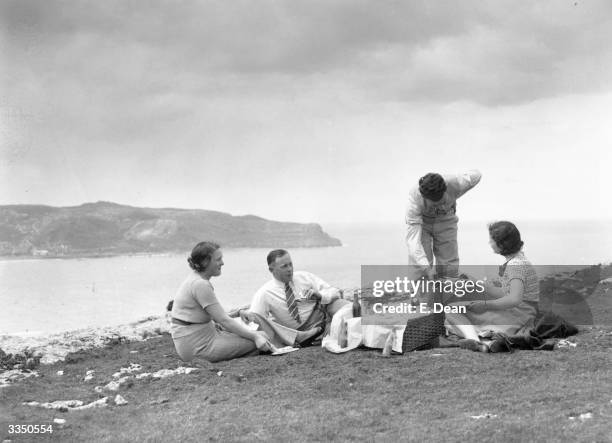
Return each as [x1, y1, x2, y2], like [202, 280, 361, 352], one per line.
[267, 249, 289, 266]
[419, 172, 447, 201]
[488, 221, 524, 256]
[188, 241, 220, 272]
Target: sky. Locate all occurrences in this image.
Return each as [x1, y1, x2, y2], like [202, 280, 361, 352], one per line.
[1, 0, 611, 224]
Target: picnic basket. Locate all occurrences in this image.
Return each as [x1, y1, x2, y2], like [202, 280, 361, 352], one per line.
[353, 285, 446, 352]
[402, 286, 446, 352]
[401, 309, 445, 352]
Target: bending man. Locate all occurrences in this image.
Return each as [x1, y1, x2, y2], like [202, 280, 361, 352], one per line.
[405, 170, 481, 278]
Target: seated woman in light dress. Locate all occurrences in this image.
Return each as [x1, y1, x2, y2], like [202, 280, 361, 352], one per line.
[170, 241, 283, 362]
[445, 221, 539, 352]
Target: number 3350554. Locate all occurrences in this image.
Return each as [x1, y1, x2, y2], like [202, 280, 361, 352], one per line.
[8, 424, 53, 434]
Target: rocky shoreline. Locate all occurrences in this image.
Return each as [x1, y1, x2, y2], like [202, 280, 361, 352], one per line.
[0, 316, 172, 389]
[1, 316, 170, 368]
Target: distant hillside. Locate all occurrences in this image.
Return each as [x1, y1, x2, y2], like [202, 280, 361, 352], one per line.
[0, 202, 341, 257]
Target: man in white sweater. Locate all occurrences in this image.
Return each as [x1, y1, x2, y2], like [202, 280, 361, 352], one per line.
[405, 170, 482, 279]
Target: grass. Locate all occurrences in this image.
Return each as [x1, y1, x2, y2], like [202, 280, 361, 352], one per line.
[2, 326, 612, 442]
[2, 266, 612, 442]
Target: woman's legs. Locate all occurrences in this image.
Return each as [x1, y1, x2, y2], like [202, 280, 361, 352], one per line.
[445, 312, 480, 341]
[202, 332, 258, 363]
[445, 312, 489, 352]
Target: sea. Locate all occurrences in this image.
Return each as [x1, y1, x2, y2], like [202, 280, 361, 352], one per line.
[1, 220, 611, 336]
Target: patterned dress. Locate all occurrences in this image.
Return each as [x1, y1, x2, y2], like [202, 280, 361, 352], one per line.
[450, 251, 539, 336]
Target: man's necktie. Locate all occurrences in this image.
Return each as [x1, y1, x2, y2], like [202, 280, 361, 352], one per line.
[284, 282, 301, 323]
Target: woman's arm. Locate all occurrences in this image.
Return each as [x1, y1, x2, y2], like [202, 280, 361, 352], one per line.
[205, 303, 271, 350]
[470, 279, 524, 313]
[483, 279, 506, 300]
[454, 275, 505, 300]
[485, 279, 524, 310]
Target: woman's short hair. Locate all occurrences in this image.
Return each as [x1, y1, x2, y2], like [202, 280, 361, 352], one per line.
[419, 173, 447, 201]
[488, 221, 523, 256]
[188, 241, 220, 272]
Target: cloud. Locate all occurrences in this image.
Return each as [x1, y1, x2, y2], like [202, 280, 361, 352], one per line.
[1, 0, 611, 223]
[3, 0, 611, 110]
[2, 0, 611, 155]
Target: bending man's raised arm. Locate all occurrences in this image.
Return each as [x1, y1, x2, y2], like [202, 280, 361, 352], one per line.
[448, 169, 482, 198]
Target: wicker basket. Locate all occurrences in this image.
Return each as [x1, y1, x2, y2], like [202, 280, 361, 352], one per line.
[402, 289, 445, 352]
[352, 285, 446, 352]
[401, 311, 445, 352]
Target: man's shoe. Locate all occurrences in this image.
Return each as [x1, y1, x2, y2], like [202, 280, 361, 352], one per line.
[488, 336, 513, 353]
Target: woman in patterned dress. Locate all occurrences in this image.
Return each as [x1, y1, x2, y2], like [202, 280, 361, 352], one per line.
[445, 221, 539, 352]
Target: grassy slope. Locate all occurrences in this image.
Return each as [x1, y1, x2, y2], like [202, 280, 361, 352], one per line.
[2, 274, 612, 442]
[1, 327, 612, 443]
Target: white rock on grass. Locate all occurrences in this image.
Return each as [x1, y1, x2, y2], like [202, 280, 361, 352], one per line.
[71, 397, 108, 411]
[470, 413, 498, 419]
[151, 369, 174, 379]
[569, 412, 593, 421]
[113, 363, 142, 378]
[114, 394, 128, 406]
[23, 400, 84, 410]
[83, 370, 95, 381]
[0, 370, 39, 388]
[103, 377, 130, 391]
[53, 418, 66, 424]
[56, 370, 64, 376]
[151, 367, 199, 379]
